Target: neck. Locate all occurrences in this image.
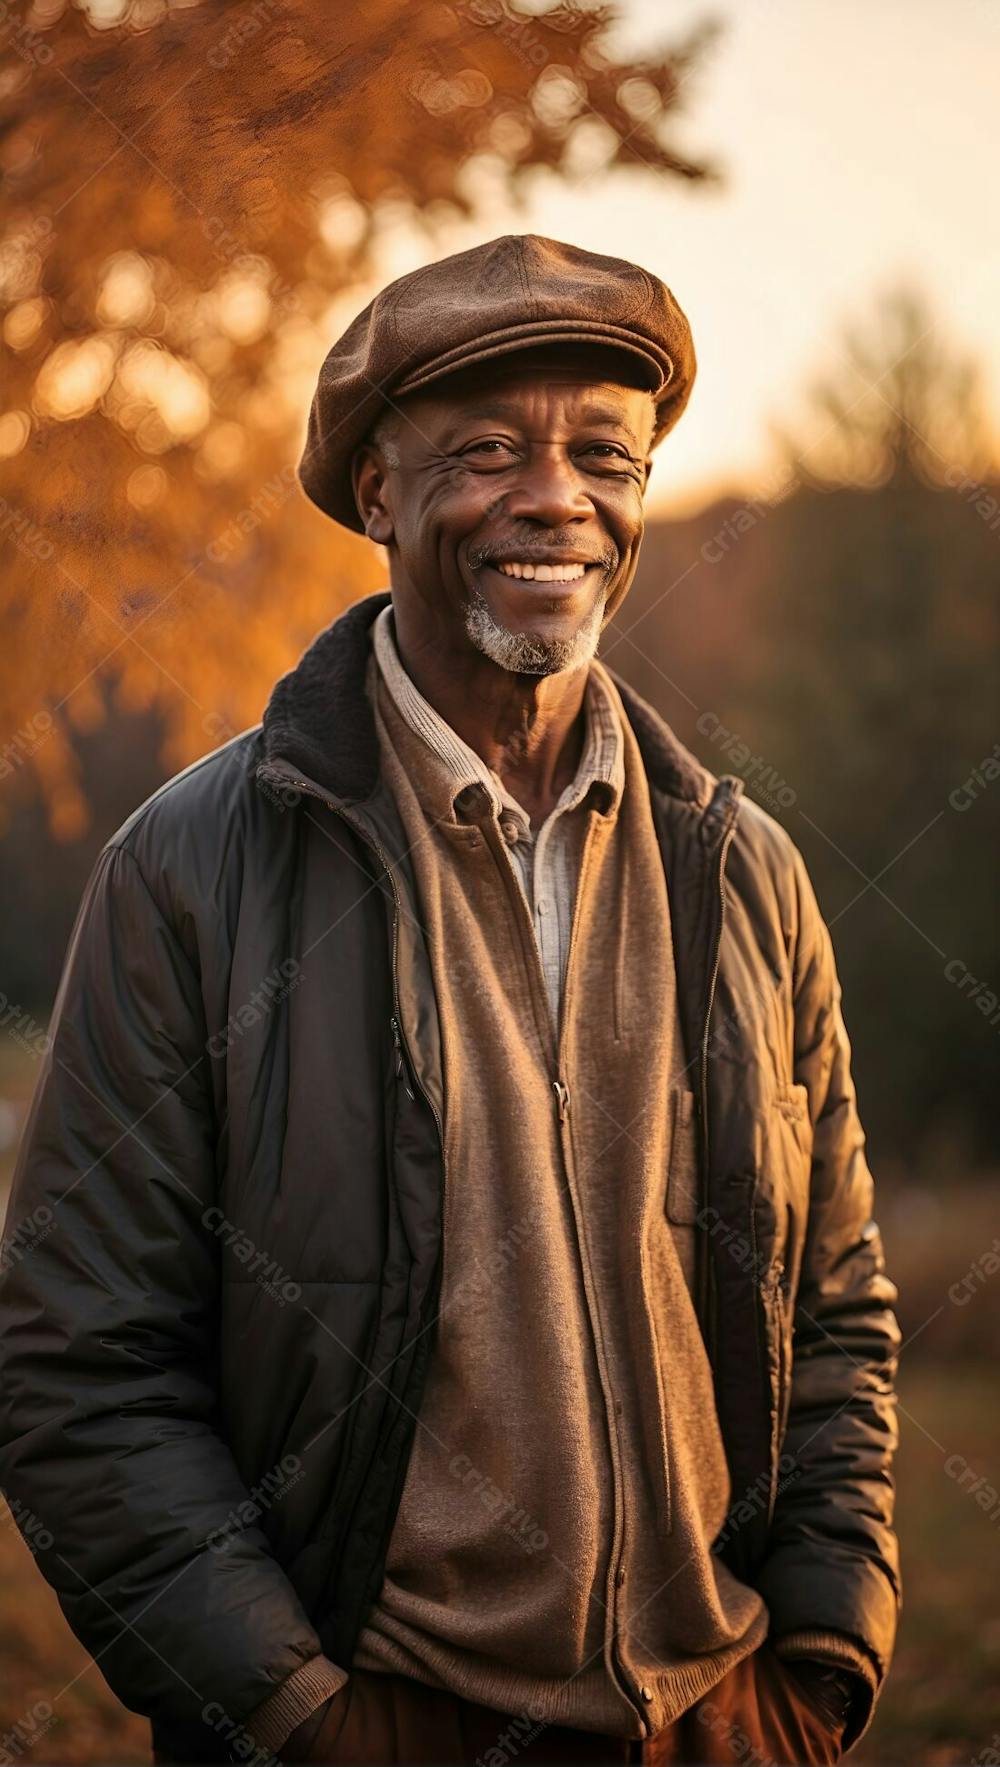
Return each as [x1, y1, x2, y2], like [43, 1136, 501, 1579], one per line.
[391, 596, 590, 826]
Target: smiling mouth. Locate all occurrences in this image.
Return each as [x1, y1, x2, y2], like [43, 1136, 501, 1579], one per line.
[482, 559, 603, 584]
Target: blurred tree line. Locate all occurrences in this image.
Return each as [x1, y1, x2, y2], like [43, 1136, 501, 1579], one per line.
[615, 290, 999, 1173]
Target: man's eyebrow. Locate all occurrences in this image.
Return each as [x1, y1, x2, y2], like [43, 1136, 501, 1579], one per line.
[440, 399, 642, 444]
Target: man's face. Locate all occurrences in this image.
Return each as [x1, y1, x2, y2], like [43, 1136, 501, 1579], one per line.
[352, 348, 657, 676]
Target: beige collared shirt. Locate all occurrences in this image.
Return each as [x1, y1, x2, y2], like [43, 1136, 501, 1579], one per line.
[371, 602, 625, 1031]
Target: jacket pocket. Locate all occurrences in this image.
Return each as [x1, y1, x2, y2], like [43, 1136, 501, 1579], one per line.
[665, 1088, 700, 1224]
[756, 1080, 814, 1224]
[774, 1078, 812, 1130]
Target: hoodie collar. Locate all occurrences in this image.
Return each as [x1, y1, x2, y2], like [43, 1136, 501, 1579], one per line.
[258, 588, 733, 817]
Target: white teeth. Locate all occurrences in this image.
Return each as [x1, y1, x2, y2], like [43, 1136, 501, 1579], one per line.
[495, 560, 587, 581]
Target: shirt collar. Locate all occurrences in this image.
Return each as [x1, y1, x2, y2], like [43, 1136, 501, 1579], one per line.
[370, 601, 624, 834]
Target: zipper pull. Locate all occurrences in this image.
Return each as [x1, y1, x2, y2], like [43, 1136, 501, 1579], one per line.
[390, 1016, 415, 1100]
[553, 1079, 571, 1122]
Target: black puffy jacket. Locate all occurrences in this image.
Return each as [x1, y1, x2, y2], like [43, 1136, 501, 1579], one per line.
[0, 590, 900, 1760]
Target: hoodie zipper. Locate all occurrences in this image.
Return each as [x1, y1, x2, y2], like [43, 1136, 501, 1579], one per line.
[478, 804, 648, 1725]
[696, 797, 740, 1359]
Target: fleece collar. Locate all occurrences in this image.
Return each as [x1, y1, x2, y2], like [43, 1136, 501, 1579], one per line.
[259, 588, 726, 813]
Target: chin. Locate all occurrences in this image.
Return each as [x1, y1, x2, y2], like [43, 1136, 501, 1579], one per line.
[464, 587, 606, 676]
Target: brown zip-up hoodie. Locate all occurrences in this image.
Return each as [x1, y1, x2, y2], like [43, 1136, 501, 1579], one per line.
[351, 653, 768, 1738]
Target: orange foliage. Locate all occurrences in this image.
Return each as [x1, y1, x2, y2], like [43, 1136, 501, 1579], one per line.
[0, 0, 716, 832]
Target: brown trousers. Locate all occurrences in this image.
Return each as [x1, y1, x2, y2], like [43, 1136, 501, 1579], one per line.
[271, 1646, 844, 1767]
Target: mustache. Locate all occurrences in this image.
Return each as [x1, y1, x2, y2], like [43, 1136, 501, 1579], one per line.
[466, 536, 618, 571]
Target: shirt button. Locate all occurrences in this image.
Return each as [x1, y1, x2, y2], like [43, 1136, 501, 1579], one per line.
[499, 816, 520, 844]
[640, 1686, 654, 1703]
[537, 899, 549, 915]
[616, 1568, 626, 1587]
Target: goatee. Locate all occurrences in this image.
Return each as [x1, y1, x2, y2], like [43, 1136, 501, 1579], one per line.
[463, 588, 607, 676]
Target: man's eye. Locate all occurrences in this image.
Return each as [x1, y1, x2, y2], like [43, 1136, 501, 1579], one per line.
[582, 444, 641, 474]
[583, 443, 628, 460]
[460, 439, 514, 456]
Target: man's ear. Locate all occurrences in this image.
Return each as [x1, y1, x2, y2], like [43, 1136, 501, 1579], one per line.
[352, 443, 395, 546]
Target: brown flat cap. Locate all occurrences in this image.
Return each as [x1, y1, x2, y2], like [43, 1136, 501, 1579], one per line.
[298, 233, 696, 532]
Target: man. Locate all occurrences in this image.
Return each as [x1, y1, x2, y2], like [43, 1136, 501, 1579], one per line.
[0, 235, 900, 1766]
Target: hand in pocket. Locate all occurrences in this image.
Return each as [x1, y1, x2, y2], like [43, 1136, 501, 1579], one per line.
[675, 1645, 846, 1765]
[288, 1671, 397, 1765]
[750, 1645, 846, 1766]
[282, 1683, 351, 1763]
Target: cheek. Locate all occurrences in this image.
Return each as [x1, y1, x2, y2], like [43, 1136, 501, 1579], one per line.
[426, 475, 513, 553]
[388, 478, 450, 553]
[600, 486, 645, 554]
[391, 475, 495, 586]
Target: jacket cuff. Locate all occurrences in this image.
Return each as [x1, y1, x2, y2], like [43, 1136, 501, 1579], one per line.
[243, 1655, 348, 1757]
[771, 1629, 879, 1749]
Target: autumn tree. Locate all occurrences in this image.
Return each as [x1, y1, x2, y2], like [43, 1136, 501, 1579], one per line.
[0, 0, 718, 837]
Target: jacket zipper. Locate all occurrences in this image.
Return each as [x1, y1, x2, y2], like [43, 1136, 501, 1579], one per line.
[760, 1260, 788, 1530]
[390, 1016, 415, 1100]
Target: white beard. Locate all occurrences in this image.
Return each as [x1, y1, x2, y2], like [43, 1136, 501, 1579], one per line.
[463, 587, 607, 676]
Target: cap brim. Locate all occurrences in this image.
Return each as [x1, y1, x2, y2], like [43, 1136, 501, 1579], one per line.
[393, 319, 671, 398]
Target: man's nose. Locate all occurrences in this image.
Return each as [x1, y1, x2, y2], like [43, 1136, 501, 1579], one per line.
[501, 449, 594, 526]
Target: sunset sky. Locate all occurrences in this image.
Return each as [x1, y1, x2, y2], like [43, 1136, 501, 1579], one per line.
[364, 0, 1000, 516]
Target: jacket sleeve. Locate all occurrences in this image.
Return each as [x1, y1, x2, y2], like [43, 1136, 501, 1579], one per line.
[0, 838, 330, 1742]
[755, 840, 901, 1746]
